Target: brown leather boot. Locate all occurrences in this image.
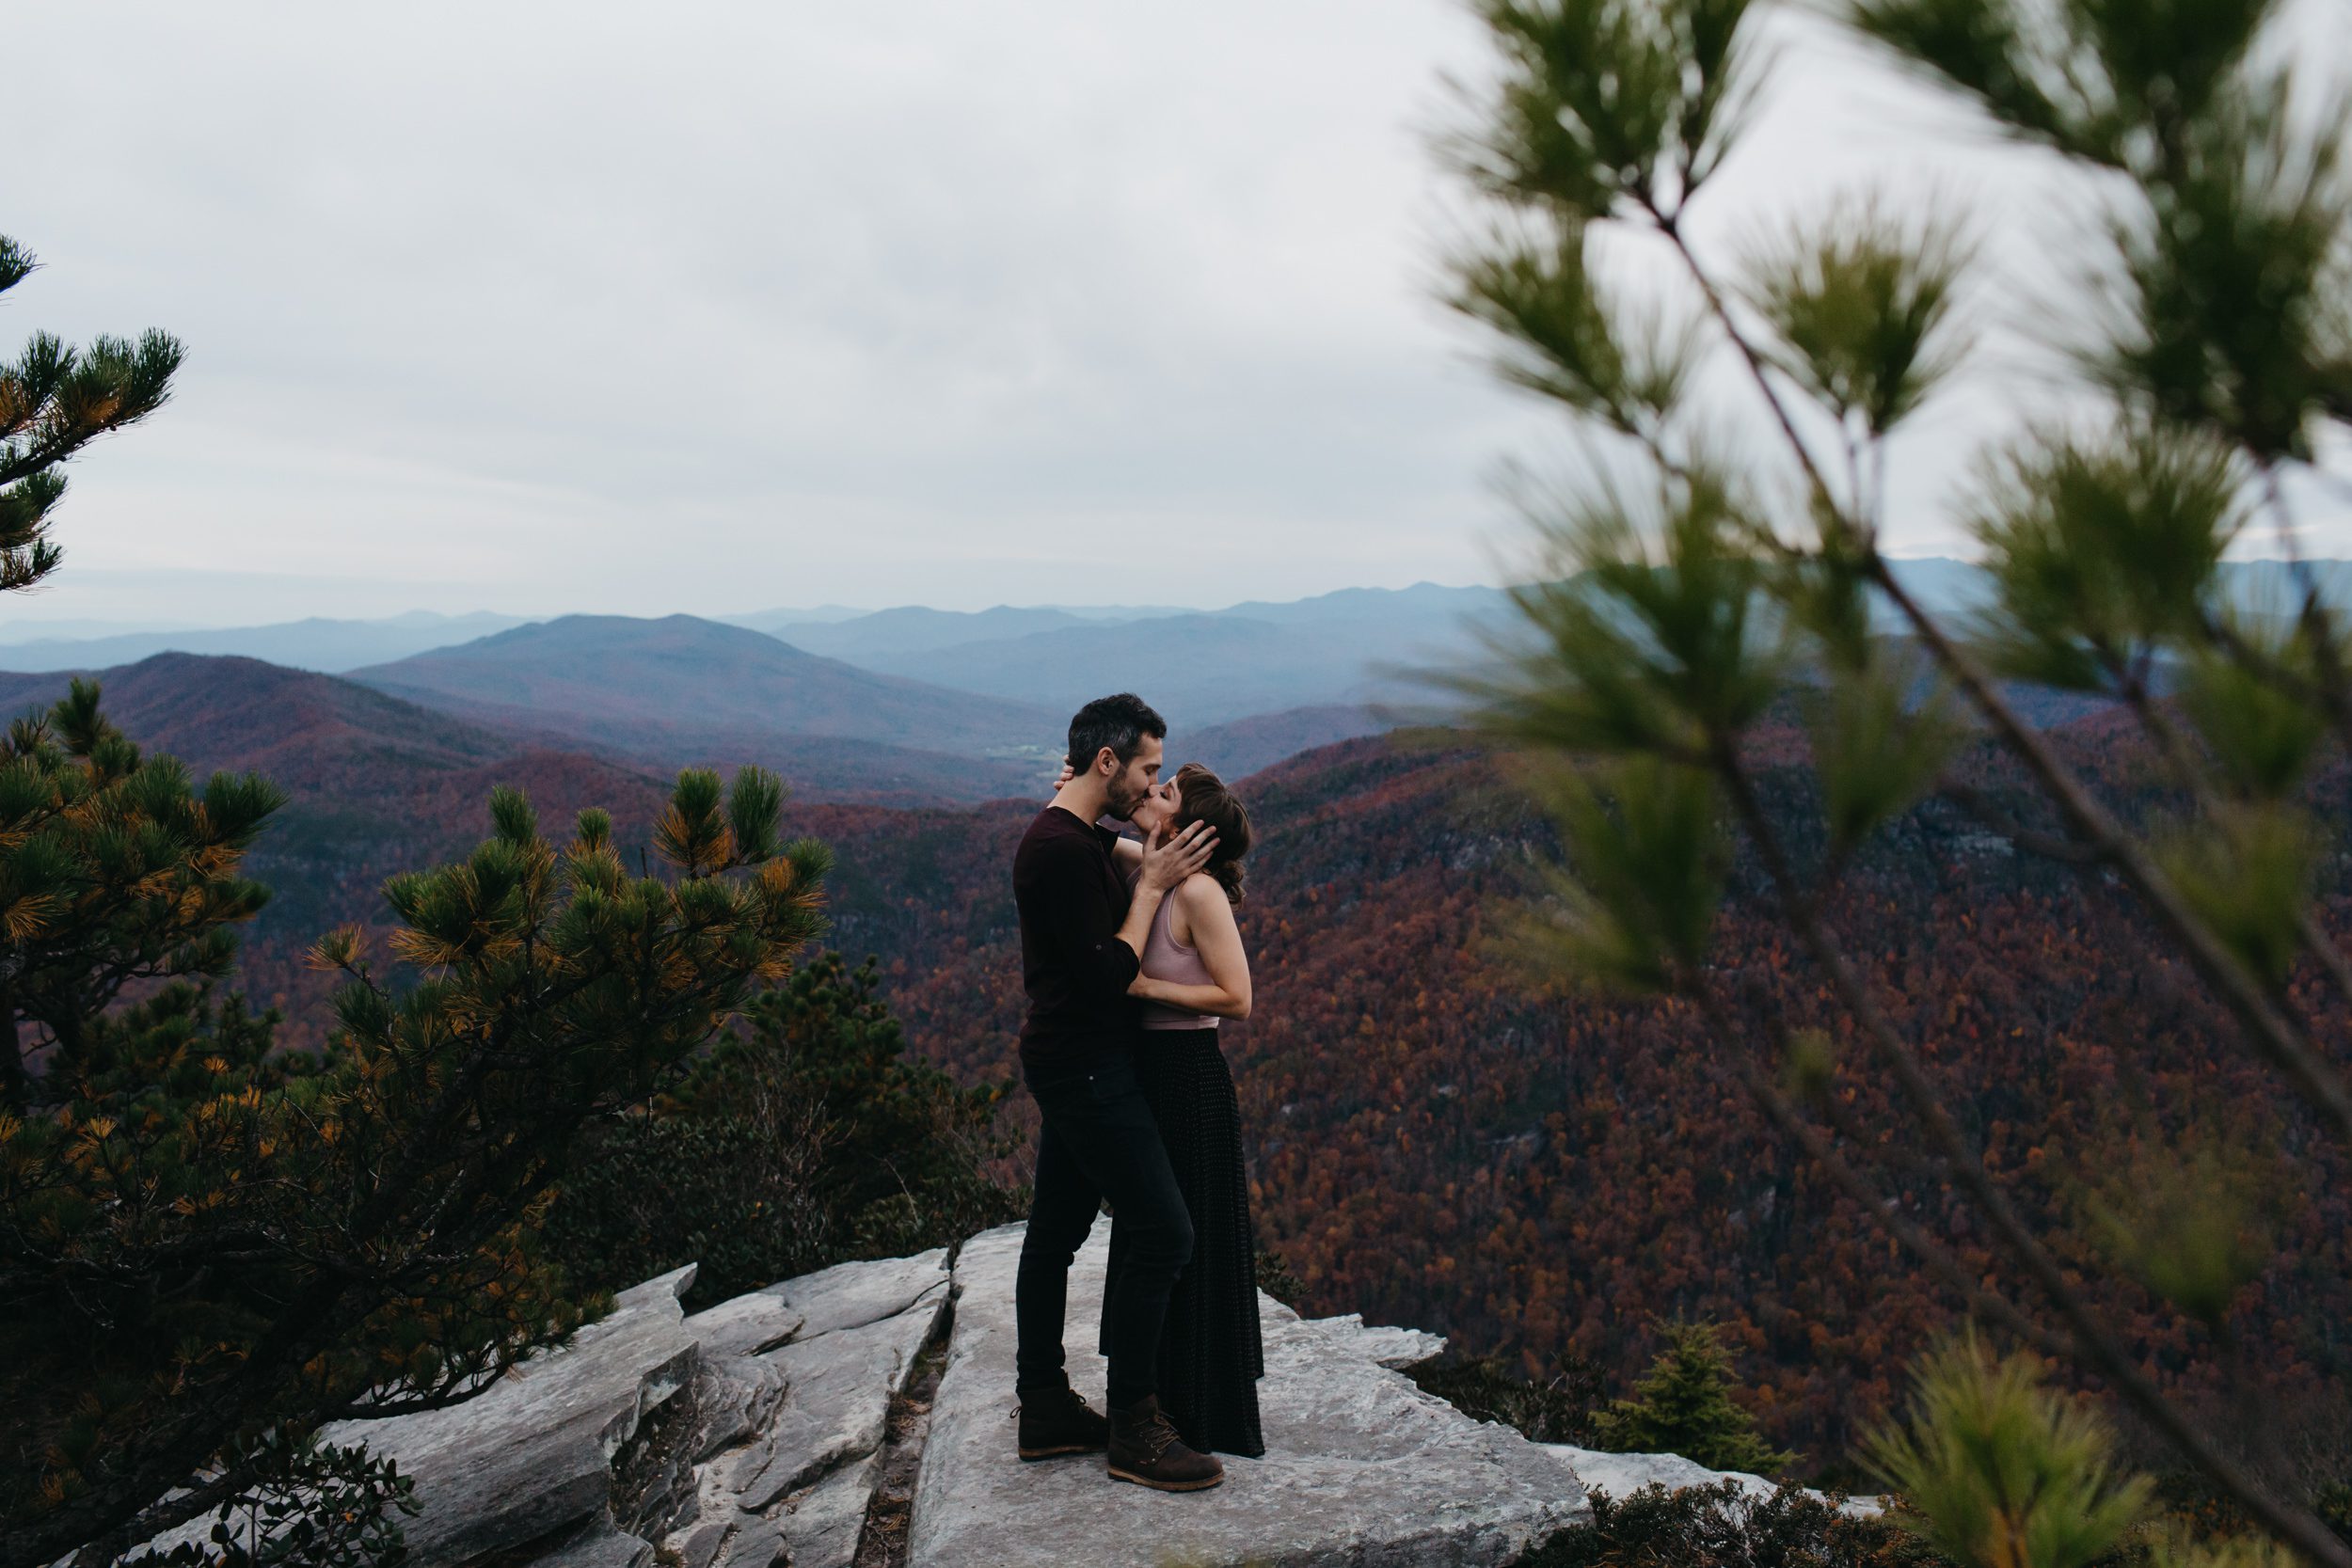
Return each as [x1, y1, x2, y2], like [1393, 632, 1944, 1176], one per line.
[1106, 1395, 1224, 1491]
[1015, 1382, 1109, 1460]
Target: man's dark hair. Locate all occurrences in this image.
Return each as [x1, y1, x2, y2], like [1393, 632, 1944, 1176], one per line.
[1067, 692, 1167, 771]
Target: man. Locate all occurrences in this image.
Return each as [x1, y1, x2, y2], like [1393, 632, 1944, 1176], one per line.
[1010, 692, 1226, 1492]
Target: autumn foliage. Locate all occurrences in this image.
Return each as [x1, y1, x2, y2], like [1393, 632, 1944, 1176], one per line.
[764, 726, 2352, 1488]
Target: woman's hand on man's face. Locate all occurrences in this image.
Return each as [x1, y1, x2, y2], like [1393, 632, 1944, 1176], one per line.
[1139, 818, 1216, 893]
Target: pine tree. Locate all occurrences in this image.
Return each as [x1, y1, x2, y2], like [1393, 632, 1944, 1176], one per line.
[0, 236, 182, 593]
[1866, 1334, 2150, 1568]
[1592, 1320, 1800, 1476]
[2, 763, 829, 1568]
[545, 950, 1024, 1305]
[0, 237, 836, 1568]
[0, 680, 283, 1113]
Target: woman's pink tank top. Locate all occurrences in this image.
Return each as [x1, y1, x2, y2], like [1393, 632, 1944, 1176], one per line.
[1135, 875, 1219, 1030]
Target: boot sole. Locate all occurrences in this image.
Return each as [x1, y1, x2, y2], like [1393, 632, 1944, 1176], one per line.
[1106, 1464, 1225, 1492]
[1017, 1443, 1103, 1461]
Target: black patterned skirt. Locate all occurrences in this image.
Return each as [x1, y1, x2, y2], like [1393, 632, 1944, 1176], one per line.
[1100, 1031, 1266, 1457]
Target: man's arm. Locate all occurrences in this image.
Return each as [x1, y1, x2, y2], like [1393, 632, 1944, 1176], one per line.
[1036, 821, 1218, 1003]
[1031, 835, 1148, 1003]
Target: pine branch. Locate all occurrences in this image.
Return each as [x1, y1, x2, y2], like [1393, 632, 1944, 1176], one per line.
[1867, 558, 2352, 1141]
[1641, 165, 2352, 1140]
[1708, 738, 2352, 1568]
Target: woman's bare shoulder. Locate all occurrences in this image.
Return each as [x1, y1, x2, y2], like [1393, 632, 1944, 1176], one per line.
[1177, 873, 1235, 919]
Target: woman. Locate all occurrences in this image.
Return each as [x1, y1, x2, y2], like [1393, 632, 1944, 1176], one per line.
[1099, 762, 1265, 1459]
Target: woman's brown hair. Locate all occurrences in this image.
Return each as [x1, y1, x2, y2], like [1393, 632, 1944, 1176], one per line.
[1171, 762, 1252, 904]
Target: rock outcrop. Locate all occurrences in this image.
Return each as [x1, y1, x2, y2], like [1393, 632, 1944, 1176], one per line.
[1541, 1446, 1884, 1518]
[905, 1222, 1588, 1568]
[665, 1251, 951, 1568]
[326, 1261, 707, 1567]
[131, 1223, 1876, 1568]
[135, 1252, 953, 1568]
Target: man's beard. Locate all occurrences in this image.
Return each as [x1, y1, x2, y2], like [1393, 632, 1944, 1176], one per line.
[1104, 775, 1146, 820]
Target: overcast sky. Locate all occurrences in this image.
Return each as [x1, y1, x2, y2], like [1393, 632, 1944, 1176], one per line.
[7, 1, 2344, 629]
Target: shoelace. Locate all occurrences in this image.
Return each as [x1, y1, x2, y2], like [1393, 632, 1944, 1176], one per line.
[1130, 1410, 1180, 1464]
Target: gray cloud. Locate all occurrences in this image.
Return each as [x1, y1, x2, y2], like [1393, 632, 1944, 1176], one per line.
[7, 2, 2340, 628]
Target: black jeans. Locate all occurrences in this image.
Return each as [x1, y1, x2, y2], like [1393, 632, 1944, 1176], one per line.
[1015, 1043, 1195, 1411]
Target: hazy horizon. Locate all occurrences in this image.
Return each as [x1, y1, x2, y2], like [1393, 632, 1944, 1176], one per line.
[8, 551, 2352, 642]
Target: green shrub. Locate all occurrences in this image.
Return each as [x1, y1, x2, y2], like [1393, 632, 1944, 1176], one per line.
[2320, 1481, 2352, 1545]
[1253, 1243, 1309, 1307]
[1513, 1481, 1953, 1568]
[546, 952, 1025, 1306]
[127, 1434, 416, 1568]
[1592, 1320, 1801, 1475]
[1407, 1352, 1607, 1447]
[1865, 1334, 2149, 1568]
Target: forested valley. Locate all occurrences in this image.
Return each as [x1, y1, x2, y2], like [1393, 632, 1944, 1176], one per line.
[209, 702, 2352, 1476]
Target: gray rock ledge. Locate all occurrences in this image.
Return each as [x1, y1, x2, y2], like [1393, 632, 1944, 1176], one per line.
[120, 1227, 1886, 1568]
[664, 1248, 950, 1568]
[1541, 1445, 1884, 1519]
[905, 1221, 1589, 1568]
[125, 1249, 956, 1568]
[312, 1263, 704, 1568]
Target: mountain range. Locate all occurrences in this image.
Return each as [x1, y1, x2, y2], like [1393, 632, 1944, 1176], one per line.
[0, 584, 1504, 799]
[8, 562, 2352, 814]
[7, 560, 2345, 703]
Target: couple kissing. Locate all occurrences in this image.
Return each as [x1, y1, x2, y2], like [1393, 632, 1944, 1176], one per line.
[1009, 692, 1263, 1494]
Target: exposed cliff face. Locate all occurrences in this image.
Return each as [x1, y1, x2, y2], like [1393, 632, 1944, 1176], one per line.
[132, 1226, 1864, 1568]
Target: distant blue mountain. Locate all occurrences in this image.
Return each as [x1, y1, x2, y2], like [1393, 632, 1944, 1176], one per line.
[750, 605, 1093, 661]
[725, 601, 1197, 655]
[825, 585, 1509, 725]
[0, 617, 212, 644]
[1206, 581, 1512, 627]
[716, 604, 874, 634]
[348, 613, 1060, 777]
[0, 611, 531, 674]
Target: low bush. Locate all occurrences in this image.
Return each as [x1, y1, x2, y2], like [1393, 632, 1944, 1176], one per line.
[1253, 1243, 1309, 1307]
[546, 952, 1025, 1307]
[1514, 1481, 1950, 1568]
[1406, 1352, 1607, 1448]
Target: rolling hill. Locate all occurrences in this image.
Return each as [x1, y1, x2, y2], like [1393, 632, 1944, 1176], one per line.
[0, 654, 678, 955]
[1179, 704, 1396, 782]
[0, 654, 520, 798]
[348, 614, 1062, 797]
